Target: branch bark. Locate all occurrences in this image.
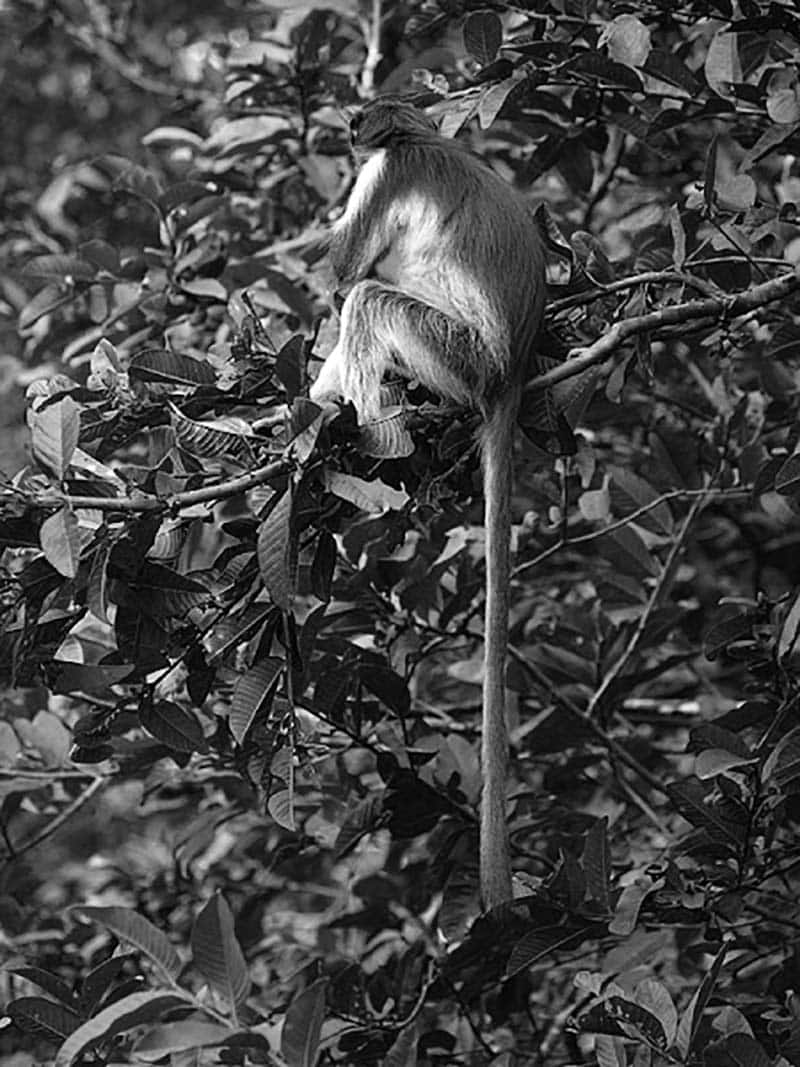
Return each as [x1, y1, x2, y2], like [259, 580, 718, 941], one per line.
[528, 265, 800, 393]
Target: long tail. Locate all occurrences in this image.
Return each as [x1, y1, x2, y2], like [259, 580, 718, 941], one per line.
[479, 388, 519, 909]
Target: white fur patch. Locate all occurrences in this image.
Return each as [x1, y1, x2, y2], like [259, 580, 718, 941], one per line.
[333, 149, 387, 233]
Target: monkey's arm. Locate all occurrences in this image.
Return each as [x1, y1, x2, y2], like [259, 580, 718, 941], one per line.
[329, 155, 399, 287]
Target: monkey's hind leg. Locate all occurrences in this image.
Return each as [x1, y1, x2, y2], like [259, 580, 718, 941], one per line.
[310, 280, 486, 422]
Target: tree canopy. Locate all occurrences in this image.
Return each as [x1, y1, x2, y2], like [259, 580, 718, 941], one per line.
[3, 1, 800, 1064]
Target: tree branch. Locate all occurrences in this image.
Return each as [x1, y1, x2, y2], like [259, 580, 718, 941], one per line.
[529, 265, 800, 393]
[4, 776, 108, 860]
[33, 457, 293, 514]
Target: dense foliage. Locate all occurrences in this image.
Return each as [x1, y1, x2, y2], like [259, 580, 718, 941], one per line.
[3, 0, 800, 1064]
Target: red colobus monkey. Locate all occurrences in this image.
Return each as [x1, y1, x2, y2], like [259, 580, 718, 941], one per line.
[310, 99, 546, 909]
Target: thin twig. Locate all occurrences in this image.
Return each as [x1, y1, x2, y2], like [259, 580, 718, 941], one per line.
[547, 270, 721, 315]
[513, 487, 745, 579]
[586, 490, 709, 720]
[359, 0, 383, 97]
[509, 647, 667, 796]
[5, 776, 108, 859]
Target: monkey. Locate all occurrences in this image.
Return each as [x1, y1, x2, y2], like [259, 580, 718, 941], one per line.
[309, 98, 546, 909]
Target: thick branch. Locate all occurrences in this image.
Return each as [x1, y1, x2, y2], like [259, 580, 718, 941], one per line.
[529, 265, 800, 393]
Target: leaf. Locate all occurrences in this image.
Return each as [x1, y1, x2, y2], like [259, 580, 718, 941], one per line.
[10, 968, 75, 1007]
[143, 126, 205, 149]
[46, 661, 135, 695]
[463, 10, 502, 66]
[739, 122, 800, 170]
[281, 978, 328, 1067]
[505, 924, 592, 978]
[716, 173, 756, 211]
[74, 906, 182, 981]
[359, 664, 410, 717]
[705, 32, 741, 98]
[78, 954, 133, 1015]
[230, 658, 283, 744]
[140, 700, 206, 753]
[54, 992, 187, 1066]
[23, 254, 96, 281]
[578, 481, 611, 523]
[169, 405, 252, 460]
[206, 115, 288, 155]
[667, 777, 744, 844]
[695, 748, 755, 779]
[600, 14, 651, 67]
[268, 787, 296, 831]
[582, 818, 611, 910]
[635, 979, 677, 1047]
[310, 530, 336, 602]
[568, 51, 643, 91]
[763, 726, 800, 786]
[675, 944, 727, 1057]
[609, 875, 664, 936]
[607, 996, 667, 1049]
[128, 348, 216, 387]
[776, 453, 800, 496]
[31, 396, 80, 480]
[257, 488, 295, 610]
[180, 277, 228, 301]
[8, 997, 81, 1041]
[383, 1023, 419, 1067]
[191, 894, 250, 1015]
[40, 508, 81, 578]
[19, 283, 72, 330]
[704, 135, 719, 212]
[595, 1035, 626, 1067]
[134, 1019, 233, 1058]
[643, 50, 698, 94]
[717, 1034, 772, 1067]
[609, 467, 673, 535]
[600, 524, 658, 579]
[135, 563, 210, 617]
[669, 205, 686, 269]
[778, 589, 800, 662]
[478, 76, 521, 130]
[325, 471, 409, 514]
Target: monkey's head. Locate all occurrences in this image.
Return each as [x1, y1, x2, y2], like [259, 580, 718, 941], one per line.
[348, 98, 437, 154]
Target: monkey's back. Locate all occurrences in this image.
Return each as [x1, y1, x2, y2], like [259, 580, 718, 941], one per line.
[376, 137, 545, 385]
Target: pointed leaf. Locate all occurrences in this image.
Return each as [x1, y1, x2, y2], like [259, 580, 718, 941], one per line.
[609, 876, 664, 936]
[74, 906, 182, 981]
[128, 348, 216, 386]
[40, 508, 81, 578]
[582, 818, 611, 910]
[281, 979, 327, 1067]
[8, 997, 81, 1041]
[268, 787, 296, 831]
[191, 894, 249, 1015]
[134, 1019, 235, 1058]
[10, 968, 75, 1007]
[635, 979, 677, 1047]
[230, 658, 283, 744]
[54, 992, 186, 1066]
[32, 396, 80, 480]
[140, 700, 206, 753]
[675, 944, 727, 1057]
[258, 488, 295, 610]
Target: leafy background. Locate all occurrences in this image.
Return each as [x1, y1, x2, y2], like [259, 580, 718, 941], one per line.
[2, 0, 800, 1064]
